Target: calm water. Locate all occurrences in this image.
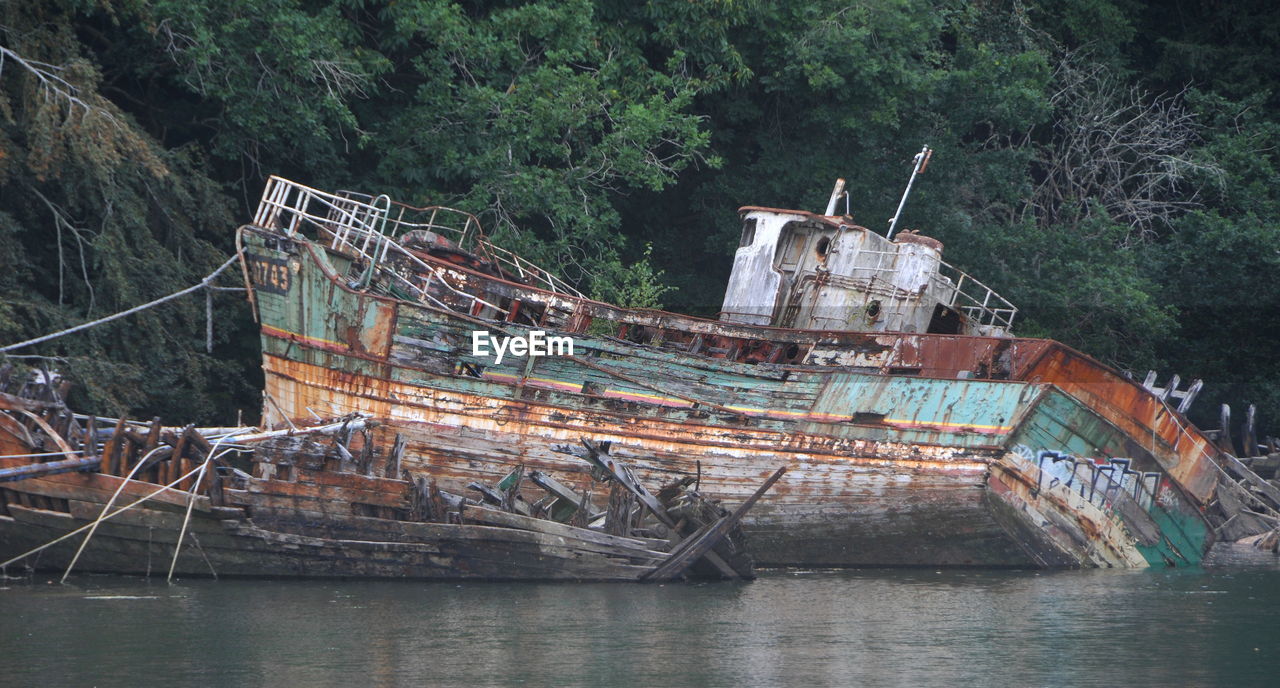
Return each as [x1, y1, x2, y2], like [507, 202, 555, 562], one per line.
[2, 567, 1278, 687]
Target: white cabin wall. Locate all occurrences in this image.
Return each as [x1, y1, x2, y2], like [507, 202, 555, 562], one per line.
[719, 212, 797, 325]
[718, 209, 1014, 336]
[794, 228, 940, 333]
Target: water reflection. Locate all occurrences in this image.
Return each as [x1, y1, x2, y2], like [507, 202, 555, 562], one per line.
[2, 568, 1276, 687]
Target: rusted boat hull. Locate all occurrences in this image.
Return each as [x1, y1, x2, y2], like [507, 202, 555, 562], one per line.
[239, 222, 1219, 568]
[260, 358, 1037, 567]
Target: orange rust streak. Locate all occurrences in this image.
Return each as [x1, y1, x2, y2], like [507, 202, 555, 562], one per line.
[1025, 346, 1218, 503]
[262, 354, 995, 467]
[260, 356, 996, 508]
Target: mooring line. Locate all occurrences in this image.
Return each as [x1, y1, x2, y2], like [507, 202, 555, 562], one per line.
[0, 254, 239, 353]
[61, 444, 169, 583]
[0, 462, 210, 569]
[167, 459, 211, 583]
[167, 431, 249, 583]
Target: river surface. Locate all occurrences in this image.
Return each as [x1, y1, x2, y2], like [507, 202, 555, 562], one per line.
[2, 567, 1278, 687]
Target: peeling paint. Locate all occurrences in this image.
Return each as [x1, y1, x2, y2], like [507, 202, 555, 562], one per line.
[234, 181, 1223, 568]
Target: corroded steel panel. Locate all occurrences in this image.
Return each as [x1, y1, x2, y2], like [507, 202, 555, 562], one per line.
[987, 455, 1151, 568]
[1023, 346, 1220, 504]
[263, 354, 393, 426]
[1006, 388, 1209, 566]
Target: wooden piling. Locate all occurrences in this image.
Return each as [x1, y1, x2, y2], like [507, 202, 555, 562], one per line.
[101, 417, 126, 476]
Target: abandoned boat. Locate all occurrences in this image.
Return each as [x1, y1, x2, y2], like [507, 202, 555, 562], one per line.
[0, 376, 772, 581]
[227, 169, 1273, 569]
[0, 146, 1210, 569]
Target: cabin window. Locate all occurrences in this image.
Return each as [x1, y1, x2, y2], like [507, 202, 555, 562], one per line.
[866, 300, 882, 321]
[739, 219, 757, 247]
[815, 236, 831, 259]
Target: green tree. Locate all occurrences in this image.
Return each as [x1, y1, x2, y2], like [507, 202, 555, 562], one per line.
[0, 1, 254, 421]
[4, 0, 1280, 435]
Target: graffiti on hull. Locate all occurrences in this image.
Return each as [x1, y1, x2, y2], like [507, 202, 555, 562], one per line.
[1011, 445, 1163, 512]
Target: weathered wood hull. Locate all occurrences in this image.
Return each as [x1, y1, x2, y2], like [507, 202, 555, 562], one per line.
[240, 225, 1221, 568]
[0, 465, 664, 581]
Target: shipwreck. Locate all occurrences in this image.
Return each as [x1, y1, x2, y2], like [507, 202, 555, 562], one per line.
[231, 156, 1280, 569]
[6, 149, 1280, 573]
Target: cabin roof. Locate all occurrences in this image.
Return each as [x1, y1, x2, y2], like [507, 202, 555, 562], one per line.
[737, 206, 874, 234]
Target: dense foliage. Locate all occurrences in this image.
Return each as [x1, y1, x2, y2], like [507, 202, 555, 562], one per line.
[1, 0, 1277, 434]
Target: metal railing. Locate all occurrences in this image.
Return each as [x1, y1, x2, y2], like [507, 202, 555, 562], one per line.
[330, 185, 581, 297]
[784, 243, 1017, 332]
[253, 177, 583, 300]
[854, 236, 1017, 331]
[931, 261, 1017, 331]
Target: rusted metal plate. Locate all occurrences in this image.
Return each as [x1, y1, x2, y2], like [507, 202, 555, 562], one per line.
[1022, 345, 1220, 504]
[807, 373, 1031, 440]
[987, 454, 1151, 568]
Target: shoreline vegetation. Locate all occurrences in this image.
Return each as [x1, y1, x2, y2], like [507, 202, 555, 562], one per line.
[2, 1, 1278, 436]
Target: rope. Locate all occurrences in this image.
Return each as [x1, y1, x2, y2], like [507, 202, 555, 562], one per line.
[60, 444, 169, 583]
[167, 432, 248, 583]
[0, 460, 209, 569]
[0, 254, 240, 353]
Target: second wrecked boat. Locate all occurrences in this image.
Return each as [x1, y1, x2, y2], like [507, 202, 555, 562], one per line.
[0, 376, 776, 582]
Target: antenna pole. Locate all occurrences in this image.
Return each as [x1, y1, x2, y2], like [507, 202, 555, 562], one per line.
[886, 146, 931, 240]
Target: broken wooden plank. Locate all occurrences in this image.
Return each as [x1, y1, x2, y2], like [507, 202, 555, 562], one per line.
[495, 464, 532, 516]
[463, 505, 668, 561]
[465, 504, 666, 550]
[0, 390, 61, 411]
[1221, 453, 1280, 513]
[640, 465, 786, 581]
[467, 481, 506, 507]
[387, 432, 406, 479]
[605, 480, 638, 537]
[528, 469, 600, 517]
[560, 438, 743, 579]
[15, 408, 77, 459]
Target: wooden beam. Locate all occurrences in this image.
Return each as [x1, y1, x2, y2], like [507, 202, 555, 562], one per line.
[1221, 453, 1280, 513]
[101, 416, 127, 476]
[16, 408, 77, 459]
[641, 466, 787, 582]
[168, 425, 194, 487]
[0, 456, 102, 482]
[559, 439, 743, 579]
